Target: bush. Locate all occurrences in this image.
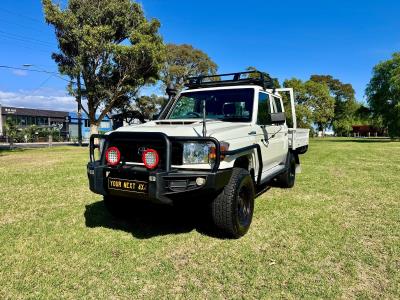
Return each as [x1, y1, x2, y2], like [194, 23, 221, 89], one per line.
[4, 121, 63, 143]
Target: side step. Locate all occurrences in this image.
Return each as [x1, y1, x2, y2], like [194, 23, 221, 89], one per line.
[255, 184, 271, 198]
[259, 165, 286, 186]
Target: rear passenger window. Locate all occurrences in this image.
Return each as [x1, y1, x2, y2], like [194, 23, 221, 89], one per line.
[272, 97, 283, 113]
[257, 92, 271, 124]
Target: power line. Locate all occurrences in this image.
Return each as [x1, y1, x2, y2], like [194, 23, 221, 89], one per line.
[0, 37, 52, 54]
[0, 17, 51, 35]
[0, 7, 45, 24]
[36, 74, 55, 89]
[0, 29, 54, 47]
[0, 35, 54, 52]
[0, 32, 55, 54]
[0, 65, 75, 83]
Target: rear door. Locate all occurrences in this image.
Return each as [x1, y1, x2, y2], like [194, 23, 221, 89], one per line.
[252, 92, 286, 171]
[270, 95, 288, 163]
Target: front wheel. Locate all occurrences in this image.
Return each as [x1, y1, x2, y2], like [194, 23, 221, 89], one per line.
[211, 168, 255, 238]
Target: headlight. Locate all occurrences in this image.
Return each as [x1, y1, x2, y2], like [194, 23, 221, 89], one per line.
[182, 141, 230, 165]
[183, 142, 211, 164]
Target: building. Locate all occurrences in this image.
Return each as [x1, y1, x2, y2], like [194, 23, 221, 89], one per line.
[0, 105, 69, 139]
[68, 112, 112, 141]
[0, 105, 113, 142]
[352, 125, 386, 137]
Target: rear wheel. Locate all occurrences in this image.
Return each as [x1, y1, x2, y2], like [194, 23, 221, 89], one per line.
[211, 168, 255, 238]
[276, 152, 296, 188]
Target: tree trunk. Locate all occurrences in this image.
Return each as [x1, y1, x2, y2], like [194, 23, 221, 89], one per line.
[90, 123, 99, 135]
[88, 95, 98, 137]
[90, 123, 99, 146]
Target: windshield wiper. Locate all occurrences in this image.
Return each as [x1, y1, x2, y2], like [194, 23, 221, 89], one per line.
[219, 116, 248, 122]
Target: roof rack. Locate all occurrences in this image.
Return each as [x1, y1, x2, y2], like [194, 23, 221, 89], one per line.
[184, 71, 275, 90]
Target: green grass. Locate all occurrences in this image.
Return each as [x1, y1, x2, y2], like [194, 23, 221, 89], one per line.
[0, 138, 399, 299]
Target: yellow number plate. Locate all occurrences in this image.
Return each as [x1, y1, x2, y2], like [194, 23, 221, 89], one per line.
[107, 178, 148, 194]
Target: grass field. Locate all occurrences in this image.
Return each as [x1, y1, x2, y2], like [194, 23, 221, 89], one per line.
[0, 138, 399, 299]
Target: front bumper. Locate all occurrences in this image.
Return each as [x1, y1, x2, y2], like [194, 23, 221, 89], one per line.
[87, 161, 232, 204]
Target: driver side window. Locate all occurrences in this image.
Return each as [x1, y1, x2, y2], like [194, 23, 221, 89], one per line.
[169, 96, 195, 119]
[257, 92, 271, 125]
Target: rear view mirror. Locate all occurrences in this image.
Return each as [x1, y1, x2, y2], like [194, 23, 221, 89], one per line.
[269, 112, 286, 124]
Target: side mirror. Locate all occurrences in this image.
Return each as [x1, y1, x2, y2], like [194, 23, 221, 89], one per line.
[152, 113, 160, 120]
[269, 112, 286, 124]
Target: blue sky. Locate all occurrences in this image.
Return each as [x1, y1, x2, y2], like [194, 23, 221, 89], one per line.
[0, 0, 399, 111]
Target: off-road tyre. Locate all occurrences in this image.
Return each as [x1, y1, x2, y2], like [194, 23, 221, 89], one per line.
[276, 152, 296, 188]
[211, 168, 255, 238]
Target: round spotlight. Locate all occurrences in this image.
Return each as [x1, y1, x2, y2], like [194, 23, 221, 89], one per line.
[196, 177, 206, 186]
[142, 149, 159, 169]
[105, 146, 121, 166]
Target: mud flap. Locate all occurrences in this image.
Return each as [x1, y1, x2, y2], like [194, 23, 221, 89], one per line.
[293, 152, 301, 173]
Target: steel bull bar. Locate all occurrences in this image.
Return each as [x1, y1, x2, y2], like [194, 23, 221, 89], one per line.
[88, 132, 263, 203]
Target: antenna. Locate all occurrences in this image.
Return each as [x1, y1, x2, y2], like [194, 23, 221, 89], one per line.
[202, 99, 207, 137]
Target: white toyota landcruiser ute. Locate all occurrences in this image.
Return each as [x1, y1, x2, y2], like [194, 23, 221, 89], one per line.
[88, 71, 309, 238]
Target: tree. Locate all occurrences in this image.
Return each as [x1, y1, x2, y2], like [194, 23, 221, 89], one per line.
[160, 44, 218, 92]
[135, 94, 167, 119]
[310, 75, 358, 136]
[331, 100, 360, 135]
[4, 117, 19, 147]
[246, 66, 280, 88]
[305, 80, 335, 134]
[283, 78, 335, 135]
[43, 0, 165, 134]
[282, 78, 313, 129]
[366, 52, 400, 138]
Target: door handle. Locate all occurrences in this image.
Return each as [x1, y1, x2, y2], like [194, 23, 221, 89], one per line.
[248, 131, 256, 135]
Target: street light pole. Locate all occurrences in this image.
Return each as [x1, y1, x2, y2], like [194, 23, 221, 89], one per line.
[77, 74, 82, 146]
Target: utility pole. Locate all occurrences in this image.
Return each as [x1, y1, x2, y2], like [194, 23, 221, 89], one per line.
[77, 74, 82, 146]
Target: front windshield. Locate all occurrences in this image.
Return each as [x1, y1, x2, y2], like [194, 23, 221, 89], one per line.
[167, 88, 254, 122]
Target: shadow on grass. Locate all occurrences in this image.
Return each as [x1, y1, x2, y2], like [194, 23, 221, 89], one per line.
[84, 199, 224, 239]
[317, 138, 397, 143]
[0, 148, 28, 156]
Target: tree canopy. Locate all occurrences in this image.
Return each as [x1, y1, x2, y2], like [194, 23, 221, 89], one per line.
[160, 44, 218, 92]
[246, 66, 280, 88]
[310, 75, 358, 135]
[366, 52, 400, 137]
[305, 80, 335, 132]
[43, 0, 165, 133]
[134, 94, 166, 120]
[282, 78, 335, 134]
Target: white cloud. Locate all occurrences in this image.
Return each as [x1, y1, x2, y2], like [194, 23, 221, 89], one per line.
[0, 88, 78, 112]
[12, 70, 28, 77]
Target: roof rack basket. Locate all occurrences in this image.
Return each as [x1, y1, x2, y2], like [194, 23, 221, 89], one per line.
[184, 71, 275, 90]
